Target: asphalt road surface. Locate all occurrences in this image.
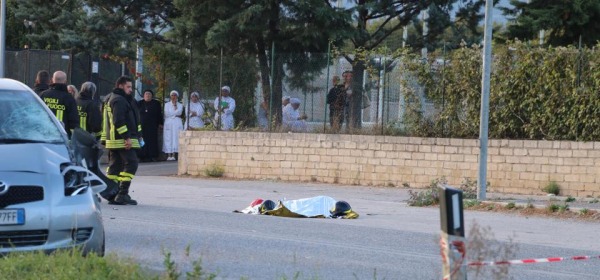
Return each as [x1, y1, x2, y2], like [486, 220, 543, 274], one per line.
[102, 161, 600, 279]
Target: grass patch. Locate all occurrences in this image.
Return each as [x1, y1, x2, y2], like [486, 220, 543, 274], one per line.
[565, 196, 576, 203]
[0, 247, 217, 280]
[204, 162, 225, 177]
[0, 250, 147, 279]
[543, 181, 560, 195]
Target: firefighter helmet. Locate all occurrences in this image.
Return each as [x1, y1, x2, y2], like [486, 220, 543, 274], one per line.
[330, 201, 352, 217]
[259, 199, 276, 213]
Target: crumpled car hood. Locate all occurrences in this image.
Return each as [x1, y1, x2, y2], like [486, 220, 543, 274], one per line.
[0, 143, 71, 174]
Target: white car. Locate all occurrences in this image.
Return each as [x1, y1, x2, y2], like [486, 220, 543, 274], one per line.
[0, 78, 106, 256]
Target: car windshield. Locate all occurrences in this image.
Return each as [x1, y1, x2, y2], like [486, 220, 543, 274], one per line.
[0, 90, 65, 143]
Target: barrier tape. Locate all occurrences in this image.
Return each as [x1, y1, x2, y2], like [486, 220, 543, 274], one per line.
[468, 255, 600, 267]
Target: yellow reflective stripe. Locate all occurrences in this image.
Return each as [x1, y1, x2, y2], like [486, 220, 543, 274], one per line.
[116, 125, 128, 134]
[80, 116, 87, 131]
[138, 124, 142, 132]
[106, 174, 120, 183]
[105, 139, 141, 149]
[119, 172, 135, 180]
[56, 110, 64, 121]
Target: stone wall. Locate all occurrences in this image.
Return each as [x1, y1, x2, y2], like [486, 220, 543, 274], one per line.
[178, 131, 600, 197]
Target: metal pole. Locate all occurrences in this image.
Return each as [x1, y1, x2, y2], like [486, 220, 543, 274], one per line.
[0, 0, 5, 78]
[135, 41, 144, 101]
[186, 39, 192, 130]
[218, 48, 223, 130]
[269, 41, 275, 132]
[323, 42, 331, 131]
[478, 0, 494, 200]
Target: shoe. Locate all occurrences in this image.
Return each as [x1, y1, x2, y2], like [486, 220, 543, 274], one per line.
[168, 157, 175, 161]
[109, 194, 138, 205]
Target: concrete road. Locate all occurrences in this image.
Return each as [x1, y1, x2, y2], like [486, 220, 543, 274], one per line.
[102, 161, 600, 279]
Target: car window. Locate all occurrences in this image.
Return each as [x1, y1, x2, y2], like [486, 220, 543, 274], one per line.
[0, 90, 65, 143]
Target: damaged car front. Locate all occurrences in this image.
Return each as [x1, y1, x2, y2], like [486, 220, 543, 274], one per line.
[0, 79, 106, 256]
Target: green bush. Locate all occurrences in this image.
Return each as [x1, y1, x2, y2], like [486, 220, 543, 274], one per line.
[543, 181, 560, 195]
[204, 162, 225, 177]
[407, 178, 446, 206]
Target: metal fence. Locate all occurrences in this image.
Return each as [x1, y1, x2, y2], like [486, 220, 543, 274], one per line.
[5, 49, 127, 101]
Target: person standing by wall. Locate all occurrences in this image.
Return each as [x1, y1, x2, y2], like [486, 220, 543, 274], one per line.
[342, 70, 353, 130]
[101, 76, 141, 205]
[213, 86, 236, 130]
[163, 90, 183, 160]
[40, 71, 79, 137]
[137, 89, 163, 162]
[185, 91, 205, 130]
[326, 75, 345, 131]
[76, 82, 102, 138]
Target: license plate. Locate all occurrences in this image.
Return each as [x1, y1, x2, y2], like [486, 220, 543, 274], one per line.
[0, 209, 25, 225]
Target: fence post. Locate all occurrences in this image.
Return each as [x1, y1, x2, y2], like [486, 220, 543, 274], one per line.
[439, 185, 466, 280]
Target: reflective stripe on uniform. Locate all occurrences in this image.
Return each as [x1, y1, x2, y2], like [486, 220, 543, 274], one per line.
[118, 171, 135, 182]
[56, 110, 64, 121]
[105, 138, 141, 149]
[80, 116, 87, 131]
[106, 174, 120, 183]
[117, 125, 128, 134]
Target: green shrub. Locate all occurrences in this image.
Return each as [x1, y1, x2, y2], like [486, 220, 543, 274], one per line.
[565, 196, 576, 202]
[580, 208, 589, 215]
[505, 202, 516, 209]
[204, 162, 225, 177]
[547, 204, 560, 212]
[463, 199, 480, 208]
[407, 178, 446, 206]
[543, 181, 560, 195]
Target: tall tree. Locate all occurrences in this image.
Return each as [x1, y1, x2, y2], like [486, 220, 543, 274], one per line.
[14, 0, 176, 55]
[172, 0, 351, 127]
[501, 0, 600, 46]
[335, 0, 494, 128]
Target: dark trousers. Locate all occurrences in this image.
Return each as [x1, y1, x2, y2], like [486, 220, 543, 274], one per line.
[329, 109, 343, 131]
[107, 149, 139, 190]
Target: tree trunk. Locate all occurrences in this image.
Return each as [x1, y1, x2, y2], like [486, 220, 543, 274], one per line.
[350, 61, 365, 129]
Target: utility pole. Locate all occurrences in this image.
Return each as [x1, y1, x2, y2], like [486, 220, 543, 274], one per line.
[0, 0, 6, 78]
[477, 0, 494, 200]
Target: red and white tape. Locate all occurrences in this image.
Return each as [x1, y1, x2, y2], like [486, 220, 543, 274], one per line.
[468, 255, 600, 266]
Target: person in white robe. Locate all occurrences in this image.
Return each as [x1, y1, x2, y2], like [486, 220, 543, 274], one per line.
[163, 90, 183, 160]
[213, 86, 236, 130]
[282, 98, 307, 132]
[282, 96, 291, 110]
[185, 91, 205, 129]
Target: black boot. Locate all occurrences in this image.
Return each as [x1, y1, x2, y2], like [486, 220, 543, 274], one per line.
[109, 182, 138, 205]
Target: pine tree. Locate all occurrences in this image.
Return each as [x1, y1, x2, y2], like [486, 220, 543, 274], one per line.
[501, 0, 600, 46]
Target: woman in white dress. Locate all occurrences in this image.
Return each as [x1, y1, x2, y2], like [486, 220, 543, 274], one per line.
[163, 90, 183, 160]
[185, 91, 205, 129]
[213, 85, 236, 130]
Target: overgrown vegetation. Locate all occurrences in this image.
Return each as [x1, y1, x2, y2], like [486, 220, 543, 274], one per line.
[400, 41, 600, 141]
[407, 177, 481, 206]
[0, 247, 216, 280]
[204, 162, 225, 178]
[543, 181, 561, 195]
[467, 221, 518, 279]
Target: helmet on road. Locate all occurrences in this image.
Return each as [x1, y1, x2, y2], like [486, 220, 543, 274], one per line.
[330, 201, 352, 218]
[259, 200, 276, 213]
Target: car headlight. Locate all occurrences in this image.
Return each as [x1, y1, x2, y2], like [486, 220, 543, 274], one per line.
[60, 163, 107, 196]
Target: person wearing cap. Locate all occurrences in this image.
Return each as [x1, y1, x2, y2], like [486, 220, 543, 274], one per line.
[282, 97, 307, 132]
[213, 85, 236, 130]
[137, 89, 163, 162]
[163, 90, 183, 160]
[185, 91, 205, 129]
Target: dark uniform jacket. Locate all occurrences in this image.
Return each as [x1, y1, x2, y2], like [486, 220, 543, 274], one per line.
[101, 88, 142, 149]
[40, 83, 79, 135]
[33, 83, 49, 96]
[76, 88, 102, 137]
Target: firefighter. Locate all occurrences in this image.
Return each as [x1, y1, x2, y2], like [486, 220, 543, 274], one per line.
[101, 76, 142, 205]
[40, 71, 79, 137]
[76, 82, 102, 139]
